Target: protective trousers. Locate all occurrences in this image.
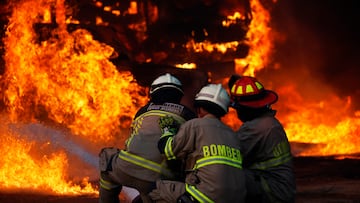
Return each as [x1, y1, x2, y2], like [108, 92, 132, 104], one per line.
[149, 180, 186, 203]
[99, 148, 155, 203]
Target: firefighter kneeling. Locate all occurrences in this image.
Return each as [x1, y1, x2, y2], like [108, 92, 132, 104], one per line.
[149, 83, 246, 203]
[98, 73, 196, 203]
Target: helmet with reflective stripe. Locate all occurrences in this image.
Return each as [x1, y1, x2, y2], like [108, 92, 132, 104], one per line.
[195, 84, 230, 116]
[150, 73, 184, 96]
[229, 76, 278, 108]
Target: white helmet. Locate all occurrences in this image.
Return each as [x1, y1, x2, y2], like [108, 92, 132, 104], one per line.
[195, 84, 230, 114]
[150, 73, 183, 95]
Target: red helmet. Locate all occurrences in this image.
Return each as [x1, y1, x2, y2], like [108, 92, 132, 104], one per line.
[230, 76, 278, 108]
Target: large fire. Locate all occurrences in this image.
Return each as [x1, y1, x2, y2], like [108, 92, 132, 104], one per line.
[0, 0, 359, 197]
[0, 0, 148, 196]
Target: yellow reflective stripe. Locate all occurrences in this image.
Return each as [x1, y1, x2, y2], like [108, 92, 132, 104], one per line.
[245, 84, 254, 93]
[134, 110, 186, 124]
[99, 178, 120, 190]
[186, 184, 214, 203]
[235, 85, 243, 95]
[125, 134, 134, 147]
[118, 150, 173, 177]
[164, 137, 176, 160]
[249, 152, 292, 170]
[160, 131, 174, 139]
[194, 156, 242, 169]
[260, 176, 278, 203]
[231, 84, 239, 94]
[255, 81, 263, 90]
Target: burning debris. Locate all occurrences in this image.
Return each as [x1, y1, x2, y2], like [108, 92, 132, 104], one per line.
[28, 0, 253, 73]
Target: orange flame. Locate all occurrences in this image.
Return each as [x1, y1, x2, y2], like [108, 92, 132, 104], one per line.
[2, 0, 147, 143]
[0, 117, 97, 195]
[235, 0, 273, 76]
[276, 85, 360, 157]
[223, 0, 360, 158]
[0, 0, 147, 195]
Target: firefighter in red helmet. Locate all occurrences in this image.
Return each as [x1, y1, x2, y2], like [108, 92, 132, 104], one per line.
[149, 84, 246, 203]
[99, 73, 197, 203]
[228, 75, 296, 203]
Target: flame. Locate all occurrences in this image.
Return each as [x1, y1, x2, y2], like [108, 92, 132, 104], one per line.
[222, 12, 246, 27]
[128, 1, 138, 15]
[186, 39, 240, 54]
[222, 0, 360, 158]
[0, 0, 147, 195]
[183, 0, 273, 76]
[175, 63, 197, 69]
[222, 0, 273, 129]
[276, 85, 360, 157]
[0, 118, 97, 195]
[185, 6, 247, 56]
[235, 0, 273, 76]
[223, 84, 360, 158]
[2, 0, 147, 143]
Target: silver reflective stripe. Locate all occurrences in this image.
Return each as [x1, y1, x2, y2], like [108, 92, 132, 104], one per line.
[118, 150, 173, 177]
[186, 184, 214, 203]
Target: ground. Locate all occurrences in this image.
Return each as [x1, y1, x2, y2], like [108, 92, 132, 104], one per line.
[1, 156, 359, 203]
[294, 156, 360, 203]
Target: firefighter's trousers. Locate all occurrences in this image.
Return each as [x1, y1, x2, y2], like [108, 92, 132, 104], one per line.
[100, 170, 155, 203]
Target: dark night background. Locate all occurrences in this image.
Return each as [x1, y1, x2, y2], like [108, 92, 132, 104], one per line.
[268, 0, 360, 110]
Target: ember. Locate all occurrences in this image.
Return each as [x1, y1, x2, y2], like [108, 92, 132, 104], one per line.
[0, 0, 359, 200]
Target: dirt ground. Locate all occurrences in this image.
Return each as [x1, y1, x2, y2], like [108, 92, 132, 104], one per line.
[1, 156, 360, 203]
[294, 156, 360, 203]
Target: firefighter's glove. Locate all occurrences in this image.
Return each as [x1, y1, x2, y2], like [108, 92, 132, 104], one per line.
[158, 116, 179, 154]
[159, 115, 180, 137]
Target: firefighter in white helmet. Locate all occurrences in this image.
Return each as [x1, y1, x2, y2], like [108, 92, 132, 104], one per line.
[149, 83, 246, 203]
[99, 73, 197, 203]
[228, 75, 296, 203]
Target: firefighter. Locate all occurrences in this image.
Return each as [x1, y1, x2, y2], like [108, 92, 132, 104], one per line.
[228, 75, 296, 203]
[149, 83, 246, 203]
[99, 73, 197, 203]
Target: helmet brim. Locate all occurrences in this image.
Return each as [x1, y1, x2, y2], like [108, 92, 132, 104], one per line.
[150, 84, 184, 95]
[234, 90, 278, 108]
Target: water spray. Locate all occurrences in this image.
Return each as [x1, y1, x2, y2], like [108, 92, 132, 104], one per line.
[8, 122, 139, 201]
